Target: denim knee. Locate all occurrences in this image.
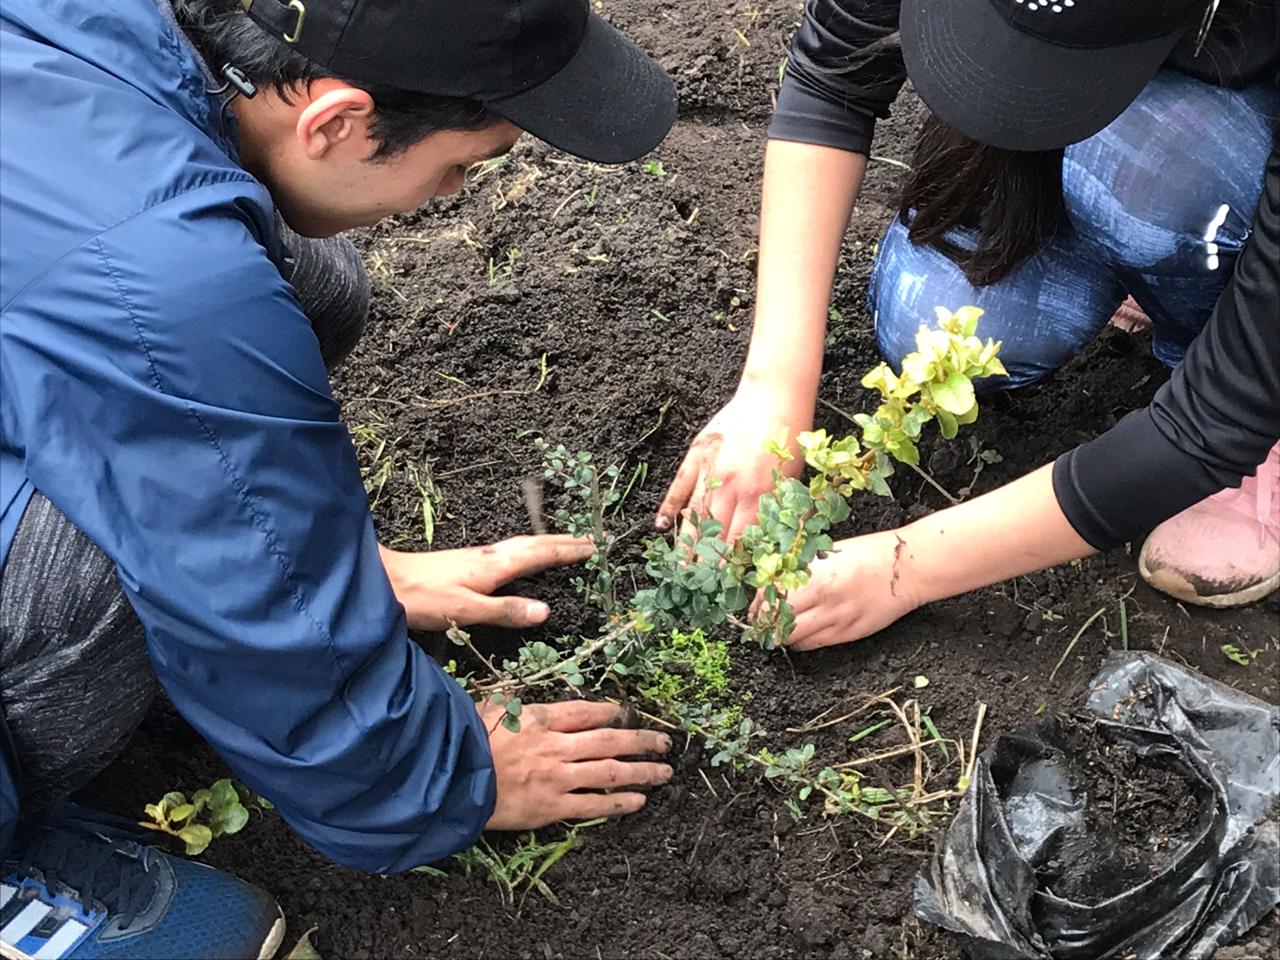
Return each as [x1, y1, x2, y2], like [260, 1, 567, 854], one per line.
[868, 217, 1121, 392]
[1064, 71, 1278, 276]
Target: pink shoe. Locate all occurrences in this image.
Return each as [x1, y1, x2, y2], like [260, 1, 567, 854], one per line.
[1138, 441, 1280, 607]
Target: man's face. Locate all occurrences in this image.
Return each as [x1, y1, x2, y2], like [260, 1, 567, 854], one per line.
[236, 81, 523, 237]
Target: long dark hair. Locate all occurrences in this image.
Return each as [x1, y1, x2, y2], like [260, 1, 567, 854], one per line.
[898, 116, 1065, 288]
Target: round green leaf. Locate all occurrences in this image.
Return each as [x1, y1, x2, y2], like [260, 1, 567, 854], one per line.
[211, 802, 250, 837]
[178, 824, 213, 855]
[930, 372, 976, 417]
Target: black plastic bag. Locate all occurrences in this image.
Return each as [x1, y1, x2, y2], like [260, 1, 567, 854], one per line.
[915, 652, 1280, 959]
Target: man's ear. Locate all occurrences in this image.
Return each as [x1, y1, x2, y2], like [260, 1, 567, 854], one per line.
[295, 82, 376, 160]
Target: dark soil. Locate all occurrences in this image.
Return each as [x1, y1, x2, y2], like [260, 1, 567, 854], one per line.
[1037, 716, 1205, 905]
[86, 1, 1279, 957]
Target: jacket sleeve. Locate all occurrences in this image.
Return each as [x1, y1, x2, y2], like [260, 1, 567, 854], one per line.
[1053, 144, 1280, 549]
[768, 0, 906, 155]
[1, 185, 495, 872]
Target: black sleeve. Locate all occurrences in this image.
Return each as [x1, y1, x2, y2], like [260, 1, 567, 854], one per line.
[1053, 143, 1280, 550]
[767, 0, 906, 155]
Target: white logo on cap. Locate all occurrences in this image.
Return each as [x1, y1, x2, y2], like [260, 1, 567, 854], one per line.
[1015, 0, 1075, 11]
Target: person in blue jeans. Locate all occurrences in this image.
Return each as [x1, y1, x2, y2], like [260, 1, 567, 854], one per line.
[658, 0, 1279, 649]
[872, 71, 1277, 387]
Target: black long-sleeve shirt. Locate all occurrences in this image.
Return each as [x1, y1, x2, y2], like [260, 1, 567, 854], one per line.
[770, 0, 1280, 548]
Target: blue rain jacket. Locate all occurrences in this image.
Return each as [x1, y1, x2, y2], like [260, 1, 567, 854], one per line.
[0, 0, 495, 869]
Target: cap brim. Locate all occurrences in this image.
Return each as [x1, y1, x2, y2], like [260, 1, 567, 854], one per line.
[487, 13, 676, 164]
[901, 0, 1183, 151]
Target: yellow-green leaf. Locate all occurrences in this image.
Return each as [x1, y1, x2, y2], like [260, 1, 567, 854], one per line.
[178, 824, 213, 855]
[285, 929, 323, 960]
[169, 804, 195, 823]
[930, 372, 976, 416]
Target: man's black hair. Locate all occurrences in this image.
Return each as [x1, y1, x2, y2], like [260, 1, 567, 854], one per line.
[171, 0, 497, 160]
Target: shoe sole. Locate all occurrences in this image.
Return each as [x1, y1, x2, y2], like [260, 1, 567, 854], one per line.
[261, 913, 287, 960]
[0, 913, 286, 960]
[1139, 556, 1280, 609]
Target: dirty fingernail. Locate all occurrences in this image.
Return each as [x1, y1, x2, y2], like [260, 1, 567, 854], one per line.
[654, 515, 671, 531]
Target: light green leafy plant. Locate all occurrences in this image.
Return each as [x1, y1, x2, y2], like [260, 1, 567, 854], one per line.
[140, 778, 270, 855]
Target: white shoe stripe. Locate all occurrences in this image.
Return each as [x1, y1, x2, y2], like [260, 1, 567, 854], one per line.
[0, 885, 16, 911]
[31, 920, 89, 960]
[0, 902, 50, 945]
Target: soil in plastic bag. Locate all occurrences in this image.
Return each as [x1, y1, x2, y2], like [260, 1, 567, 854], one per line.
[1037, 715, 1205, 905]
[915, 652, 1280, 960]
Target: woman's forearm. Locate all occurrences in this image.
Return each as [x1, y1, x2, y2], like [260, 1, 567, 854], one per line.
[741, 139, 866, 399]
[898, 464, 1096, 606]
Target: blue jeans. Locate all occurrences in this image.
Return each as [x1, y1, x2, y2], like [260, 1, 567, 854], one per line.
[869, 70, 1279, 388]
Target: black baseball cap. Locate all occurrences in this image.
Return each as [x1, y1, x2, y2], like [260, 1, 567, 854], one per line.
[900, 0, 1211, 151]
[239, 0, 677, 163]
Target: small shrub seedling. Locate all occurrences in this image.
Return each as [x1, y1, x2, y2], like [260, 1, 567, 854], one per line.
[452, 306, 1002, 833]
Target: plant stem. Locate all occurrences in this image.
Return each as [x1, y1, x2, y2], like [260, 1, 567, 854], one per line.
[587, 467, 616, 615]
[1049, 606, 1107, 681]
[905, 461, 960, 505]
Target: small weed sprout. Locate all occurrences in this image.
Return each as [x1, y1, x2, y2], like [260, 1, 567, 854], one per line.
[140, 778, 270, 855]
[487, 246, 521, 286]
[641, 160, 667, 179]
[1221, 643, 1259, 666]
[420, 818, 604, 910]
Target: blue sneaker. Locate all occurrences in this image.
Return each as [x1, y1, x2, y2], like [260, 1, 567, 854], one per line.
[1, 810, 284, 960]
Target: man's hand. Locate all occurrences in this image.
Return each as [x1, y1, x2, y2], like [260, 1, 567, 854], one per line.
[655, 385, 812, 543]
[380, 535, 594, 630]
[752, 530, 921, 651]
[483, 700, 673, 829]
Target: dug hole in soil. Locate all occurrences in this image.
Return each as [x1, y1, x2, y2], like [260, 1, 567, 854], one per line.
[87, 2, 1280, 957]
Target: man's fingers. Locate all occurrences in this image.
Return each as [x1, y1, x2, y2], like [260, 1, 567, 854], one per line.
[566, 759, 673, 791]
[559, 727, 672, 761]
[491, 534, 595, 581]
[655, 446, 708, 532]
[464, 592, 551, 628]
[542, 699, 628, 732]
[559, 791, 649, 821]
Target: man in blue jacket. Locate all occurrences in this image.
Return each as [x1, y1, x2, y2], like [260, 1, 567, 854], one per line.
[0, 0, 677, 956]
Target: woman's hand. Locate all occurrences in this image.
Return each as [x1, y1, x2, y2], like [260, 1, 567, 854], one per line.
[765, 465, 1097, 651]
[379, 535, 594, 630]
[656, 383, 813, 543]
[757, 530, 922, 651]
[483, 700, 673, 829]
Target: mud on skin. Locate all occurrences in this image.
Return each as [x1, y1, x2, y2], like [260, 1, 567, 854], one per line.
[86, 2, 1277, 957]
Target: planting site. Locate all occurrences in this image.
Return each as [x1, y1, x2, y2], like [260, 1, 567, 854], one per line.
[84, 1, 1278, 957]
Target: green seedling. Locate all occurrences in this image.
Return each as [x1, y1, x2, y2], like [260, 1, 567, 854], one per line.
[1222, 643, 1259, 666]
[428, 820, 604, 909]
[641, 159, 666, 178]
[849, 717, 894, 744]
[922, 714, 949, 760]
[141, 778, 267, 855]
[487, 246, 521, 286]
